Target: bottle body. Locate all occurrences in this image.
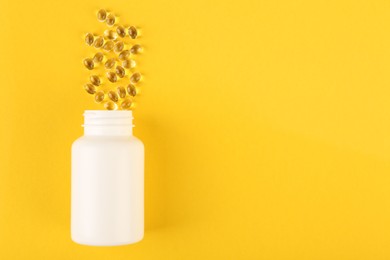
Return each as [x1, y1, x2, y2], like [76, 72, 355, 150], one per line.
[71, 111, 144, 246]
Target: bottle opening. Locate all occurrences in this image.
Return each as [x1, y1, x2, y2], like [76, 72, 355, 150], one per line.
[83, 110, 133, 136]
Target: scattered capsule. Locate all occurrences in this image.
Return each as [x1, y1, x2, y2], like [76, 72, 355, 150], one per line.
[121, 99, 133, 110]
[127, 84, 137, 97]
[93, 52, 104, 63]
[108, 90, 119, 102]
[102, 41, 114, 51]
[106, 71, 117, 83]
[95, 91, 105, 103]
[94, 36, 104, 48]
[105, 58, 116, 69]
[128, 26, 138, 39]
[114, 41, 124, 53]
[117, 86, 126, 98]
[90, 75, 101, 86]
[83, 58, 94, 70]
[116, 66, 125, 78]
[118, 50, 130, 60]
[106, 14, 116, 26]
[130, 44, 143, 54]
[85, 33, 94, 46]
[97, 9, 107, 22]
[130, 72, 142, 83]
[116, 26, 126, 38]
[104, 29, 117, 40]
[84, 83, 96, 94]
[105, 101, 118, 110]
[122, 59, 136, 69]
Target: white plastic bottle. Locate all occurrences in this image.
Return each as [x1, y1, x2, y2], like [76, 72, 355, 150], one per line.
[71, 110, 144, 246]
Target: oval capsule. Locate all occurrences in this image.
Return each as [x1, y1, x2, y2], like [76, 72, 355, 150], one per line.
[95, 91, 105, 103]
[117, 86, 126, 98]
[102, 41, 114, 51]
[84, 83, 96, 94]
[94, 36, 104, 48]
[118, 50, 130, 60]
[83, 58, 94, 70]
[130, 44, 143, 54]
[116, 66, 125, 78]
[130, 72, 141, 83]
[121, 99, 133, 110]
[128, 26, 138, 39]
[90, 75, 101, 86]
[126, 84, 137, 97]
[116, 26, 126, 38]
[97, 9, 107, 22]
[122, 59, 136, 69]
[85, 33, 94, 46]
[105, 58, 116, 69]
[108, 90, 119, 102]
[106, 14, 116, 26]
[106, 71, 117, 83]
[114, 41, 124, 53]
[104, 101, 118, 110]
[93, 52, 104, 63]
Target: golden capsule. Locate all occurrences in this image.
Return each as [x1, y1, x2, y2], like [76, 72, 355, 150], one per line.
[117, 86, 126, 98]
[121, 99, 133, 110]
[104, 101, 118, 110]
[128, 26, 138, 39]
[113, 41, 124, 53]
[130, 44, 143, 54]
[126, 84, 137, 97]
[118, 50, 130, 60]
[106, 14, 115, 26]
[104, 29, 117, 40]
[122, 59, 136, 69]
[108, 90, 119, 102]
[102, 41, 114, 51]
[97, 9, 107, 22]
[106, 71, 117, 83]
[85, 33, 94, 46]
[116, 26, 126, 38]
[93, 52, 104, 63]
[84, 83, 96, 94]
[83, 58, 94, 70]
[90, 75, 101, 86]
[95, 91, 105, 103]
[116, 66, 125, 78]
[94, 36, 104, 48]
[130, 72, 142, 83]
[105, 58, 116, 69]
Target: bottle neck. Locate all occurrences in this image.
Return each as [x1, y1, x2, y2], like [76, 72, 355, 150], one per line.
[83, 110, 133, 136]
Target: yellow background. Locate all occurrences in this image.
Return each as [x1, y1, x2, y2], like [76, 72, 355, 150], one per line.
[0, 0, 390, 259]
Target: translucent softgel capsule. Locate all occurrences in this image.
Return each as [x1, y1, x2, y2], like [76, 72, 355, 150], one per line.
[116, 26, 126, 38]
[85, 33, 94, 46]
[130, 44, 143, 54]
[117, 86, 126, 98]
[95, 91, 105, 103]
[93, 52, 104, 63]
[83, 58, 94, 70]
[97, 9, 107, 22]
[114, 41, 124, 53]
[122, 59, 136, 69]
[121, 99, 133, 110]
[118, 50, 130, 60]
[104, 101, 118, 110]
[94, 36, 104, 48]
[84, 83, 96, 94]
[105, 58, 116, 69]
[104, 30, 117, 40]
[90, 75, 101, 86]
[116, 66, 125, 78]
[127, 84, 137, 97]
[108, 90, 119, 102]
[128, 26, 138, 39]
[106, 14, 115, 26]
[103, 41, 114, 51]
[130, 72, 142, 83]
[106, 71, 117, 83]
